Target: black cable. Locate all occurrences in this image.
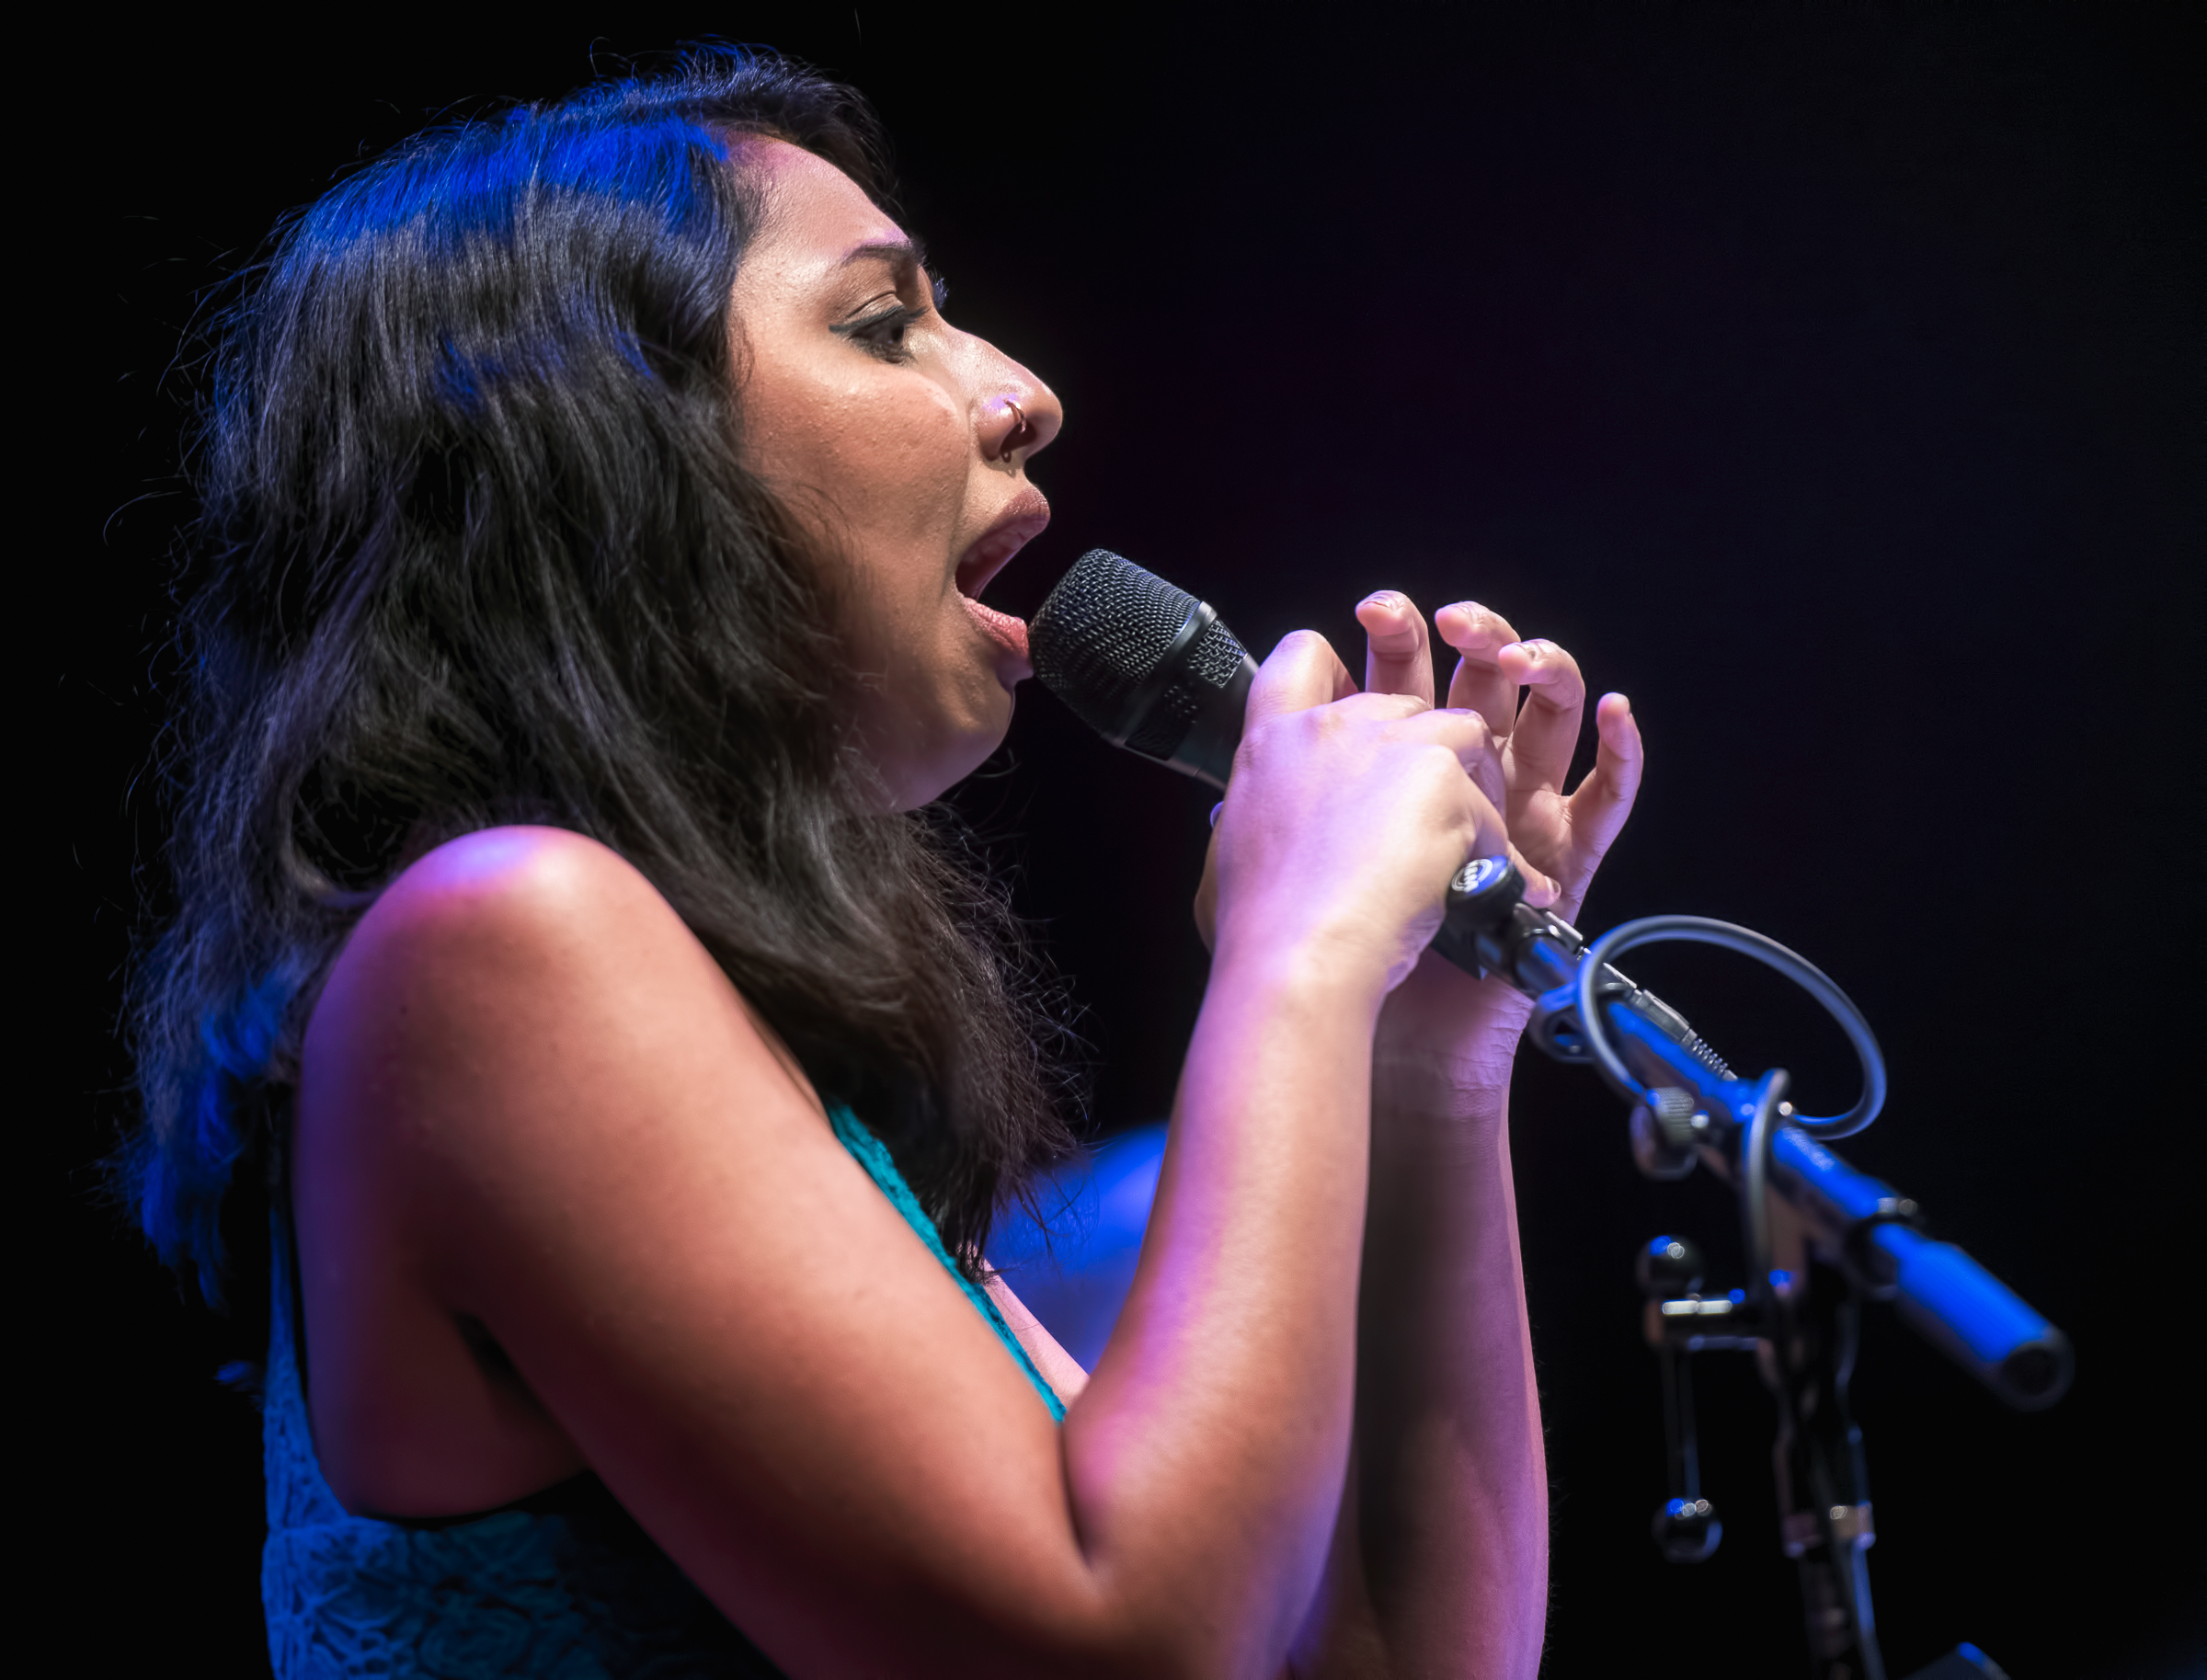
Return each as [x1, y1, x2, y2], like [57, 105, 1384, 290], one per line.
[1743, 1068, 1790, 1302]
[1573, 915, 1886, 1138]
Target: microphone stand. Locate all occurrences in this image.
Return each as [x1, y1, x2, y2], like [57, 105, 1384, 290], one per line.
[1432, 862, 2071, 1680]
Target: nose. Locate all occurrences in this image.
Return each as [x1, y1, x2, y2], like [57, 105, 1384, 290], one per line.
[981, 375, 1063, 470]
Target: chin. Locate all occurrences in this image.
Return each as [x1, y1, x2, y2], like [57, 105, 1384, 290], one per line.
[950, 696, 1023, 792]
[883, 718, 1012, 811]
[866, 659, 1019, 808]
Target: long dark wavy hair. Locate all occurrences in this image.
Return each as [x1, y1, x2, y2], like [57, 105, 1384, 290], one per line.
[121, 48, 1077, 1308]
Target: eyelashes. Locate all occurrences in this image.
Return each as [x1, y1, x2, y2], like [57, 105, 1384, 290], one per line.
[831, 303, 925, 360]
[830, 273, 949, 364]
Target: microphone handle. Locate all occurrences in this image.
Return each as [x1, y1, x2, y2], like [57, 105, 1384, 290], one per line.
[1166, 648, 1255, 788]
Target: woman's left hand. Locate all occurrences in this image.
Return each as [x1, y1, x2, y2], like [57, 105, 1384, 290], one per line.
[1356, 589, 1644, 1097]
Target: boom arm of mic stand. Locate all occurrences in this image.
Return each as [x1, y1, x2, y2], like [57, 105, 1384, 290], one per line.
[1596, 1008, 2074, 1411]
[1432, 860, 2074, 1411]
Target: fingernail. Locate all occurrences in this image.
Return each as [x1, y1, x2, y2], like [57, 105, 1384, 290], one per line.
[1363, 590, 1405, 610]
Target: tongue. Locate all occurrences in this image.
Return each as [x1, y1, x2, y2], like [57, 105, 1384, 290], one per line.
[962, 595, 1030, 658]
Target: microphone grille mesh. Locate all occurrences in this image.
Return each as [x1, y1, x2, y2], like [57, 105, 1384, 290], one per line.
[1030, 550, 1201, 734]
[1184, 611, 1251, 690]
[1125, 612, 1249, 758]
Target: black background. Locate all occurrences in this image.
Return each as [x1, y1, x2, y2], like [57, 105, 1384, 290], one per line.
[41, 5, 2201, 1674]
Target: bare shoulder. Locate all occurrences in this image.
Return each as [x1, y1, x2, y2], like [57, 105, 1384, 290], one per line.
[293, 826, 1085, 1646]
[302, 824, 816, 1187]
[347, 824, 692, 985]
[291, 829, 845, 1522]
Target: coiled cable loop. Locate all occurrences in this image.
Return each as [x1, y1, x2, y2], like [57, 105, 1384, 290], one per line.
[1574, 916, 1886, 1139]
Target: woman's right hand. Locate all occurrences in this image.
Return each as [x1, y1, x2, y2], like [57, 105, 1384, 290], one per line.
[1203, 628, 1559, 999]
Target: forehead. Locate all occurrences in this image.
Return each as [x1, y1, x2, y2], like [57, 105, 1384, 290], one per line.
[738, 139, 907, 263]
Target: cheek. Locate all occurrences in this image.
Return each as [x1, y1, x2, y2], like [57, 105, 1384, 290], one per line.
[821, 383, 966, 541]
[739, 349, 994, 785]
[747, 346, 966, 530]
[832, 400, 972, 641]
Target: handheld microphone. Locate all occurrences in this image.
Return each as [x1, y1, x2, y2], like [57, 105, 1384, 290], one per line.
[1027, 548, 1613, 1007]
[1027, 552, 1761, 1092]
[1027, 549, 1259, 790]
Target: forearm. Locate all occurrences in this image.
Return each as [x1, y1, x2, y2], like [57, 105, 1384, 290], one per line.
[1064, 947, 1379, 1671]
[1073, 619, 1555, 1671]
[1298, 1056, 1549, 1678]
[1272, 578, 1637, 1676]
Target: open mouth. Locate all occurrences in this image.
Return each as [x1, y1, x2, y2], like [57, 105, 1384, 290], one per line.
[955, 492, 1049, 673]
[955, 492, 1051, 601]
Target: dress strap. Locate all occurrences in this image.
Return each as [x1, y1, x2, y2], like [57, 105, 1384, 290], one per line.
[827, 1105, 1069, 1423]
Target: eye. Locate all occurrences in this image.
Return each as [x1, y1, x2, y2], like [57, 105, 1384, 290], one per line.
[831, 301, 927, 363]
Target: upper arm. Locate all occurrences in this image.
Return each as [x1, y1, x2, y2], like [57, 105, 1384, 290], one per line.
[298, 828, 1109, 1670]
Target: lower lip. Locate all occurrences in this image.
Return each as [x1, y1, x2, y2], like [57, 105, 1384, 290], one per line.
[962, 595, 1032, 674]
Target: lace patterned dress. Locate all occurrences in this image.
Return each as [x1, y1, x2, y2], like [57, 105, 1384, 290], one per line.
[261, 1106, 1067, 1676]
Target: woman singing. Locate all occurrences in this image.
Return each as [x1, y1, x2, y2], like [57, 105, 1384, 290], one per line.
[126, 50, 1642, 1677]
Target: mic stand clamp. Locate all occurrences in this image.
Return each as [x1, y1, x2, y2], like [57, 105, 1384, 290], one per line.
[1763, 1231, 1885, 1679]
[1637, 1234, 1747, 1564]
[1634, 1173, 1888, 1676]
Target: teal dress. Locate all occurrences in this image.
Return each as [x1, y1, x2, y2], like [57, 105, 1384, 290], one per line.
[261, 1107, 1067, 1677]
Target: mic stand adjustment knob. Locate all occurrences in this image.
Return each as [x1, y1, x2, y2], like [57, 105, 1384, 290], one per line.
[1631, 1086, 1706, 1179]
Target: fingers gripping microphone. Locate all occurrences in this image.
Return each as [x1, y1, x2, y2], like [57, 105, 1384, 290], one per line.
[1027, 554, 1783, 1115]
[1029, 549, 1575, 998]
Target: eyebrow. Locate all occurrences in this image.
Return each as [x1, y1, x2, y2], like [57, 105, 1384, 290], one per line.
[836, 237, 930, 276]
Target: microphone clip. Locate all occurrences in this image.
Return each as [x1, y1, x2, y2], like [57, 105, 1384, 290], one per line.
[1434, 857, 1727, 1110]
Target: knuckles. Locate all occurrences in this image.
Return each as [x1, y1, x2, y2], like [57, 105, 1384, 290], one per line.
[1437, 709, 1495, 752]
[1235, 693, 1499, 859]
[1241, 698, 1499, 793]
